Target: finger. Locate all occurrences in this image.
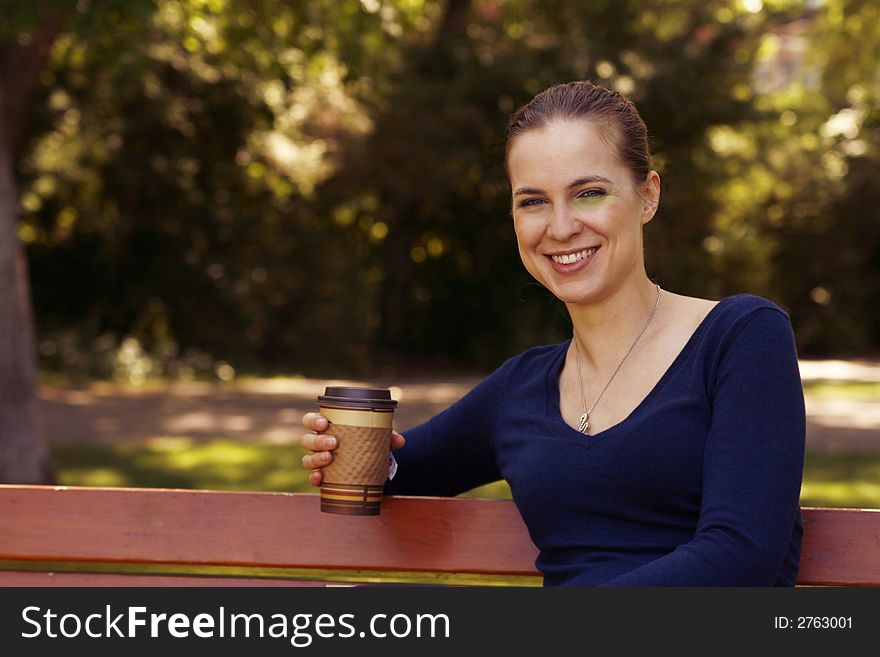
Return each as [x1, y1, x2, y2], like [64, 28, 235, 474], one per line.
[391, 431, 406, 450]
[302, 412, 329, 432]
[301, 433, 338, 452]
[302, 451, 334, 470]
[309, 469, 323, 487]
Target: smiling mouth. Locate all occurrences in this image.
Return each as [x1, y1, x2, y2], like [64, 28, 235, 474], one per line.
[548, 247, 599, 265]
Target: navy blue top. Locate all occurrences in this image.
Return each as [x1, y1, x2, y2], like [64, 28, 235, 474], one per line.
[385, 295, 806, 586]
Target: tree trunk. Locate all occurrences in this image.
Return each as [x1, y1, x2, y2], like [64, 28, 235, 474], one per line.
[437, 0, 472, 39]
[0, 10, 66, 483]
[0, 90, 54, 483]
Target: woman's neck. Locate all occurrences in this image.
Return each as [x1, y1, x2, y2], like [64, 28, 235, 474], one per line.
[565, 278, 661, 372]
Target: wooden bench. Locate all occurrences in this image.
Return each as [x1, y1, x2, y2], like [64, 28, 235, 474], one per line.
[1, 485, 878, 586]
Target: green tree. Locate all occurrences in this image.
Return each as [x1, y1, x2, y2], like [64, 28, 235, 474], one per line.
[318, 0, 784, 368]
[769, 0, 880, 353]
[20, 0, 421, 378]
[13, 0, 880, 400]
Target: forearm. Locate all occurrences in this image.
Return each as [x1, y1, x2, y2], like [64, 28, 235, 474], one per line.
[593, 520, 800, 587]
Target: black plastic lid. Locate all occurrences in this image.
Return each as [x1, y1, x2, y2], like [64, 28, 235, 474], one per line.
[317, 386, 398, 411]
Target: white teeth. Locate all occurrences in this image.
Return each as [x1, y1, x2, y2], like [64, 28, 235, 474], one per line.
[550, 247, 597, 265]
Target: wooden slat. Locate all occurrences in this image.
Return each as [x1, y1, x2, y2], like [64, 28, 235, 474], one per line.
[798, 507, 880, 586]
[0, 571, 333, 587]
[2, 486, 878, 586]
[0, 485, 540, 578]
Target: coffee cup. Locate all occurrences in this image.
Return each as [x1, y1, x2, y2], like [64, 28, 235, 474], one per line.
[316, 386, 398, 515]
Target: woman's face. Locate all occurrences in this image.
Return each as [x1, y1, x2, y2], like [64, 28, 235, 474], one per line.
[507, 119, 659, 305]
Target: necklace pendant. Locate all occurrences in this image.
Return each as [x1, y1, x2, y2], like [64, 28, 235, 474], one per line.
[578, 412, 590, 435]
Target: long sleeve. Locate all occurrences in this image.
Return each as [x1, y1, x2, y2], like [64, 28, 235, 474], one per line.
[384, 356, 514, 497]
[590, 307, 806, 586]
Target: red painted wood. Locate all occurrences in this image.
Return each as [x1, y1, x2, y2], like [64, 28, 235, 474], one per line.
[1, 486, 877, 586]
[0, 571, 333, 587]
[0, 485, 539, 576]
[797, 507, 880, 586]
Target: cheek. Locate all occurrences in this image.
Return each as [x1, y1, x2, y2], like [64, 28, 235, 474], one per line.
[575, 199, 640, 235]
[572, 196, 613, 213]
[512, 222, 545, 270]
[512, 215, 540, 246]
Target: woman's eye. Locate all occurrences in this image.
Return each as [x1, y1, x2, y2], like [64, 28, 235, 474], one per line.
[517, 197, 546, 208]
[579, 188, 606, 199]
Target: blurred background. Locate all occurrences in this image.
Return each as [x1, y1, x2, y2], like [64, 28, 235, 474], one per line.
[1, 0, 878, 506]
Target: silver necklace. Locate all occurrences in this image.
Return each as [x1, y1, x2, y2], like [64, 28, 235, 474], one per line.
[573, 284, 662, 435]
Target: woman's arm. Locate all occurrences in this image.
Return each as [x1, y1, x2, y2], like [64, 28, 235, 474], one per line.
[591, 307, 806, 586]
[383, 356, 515, 498]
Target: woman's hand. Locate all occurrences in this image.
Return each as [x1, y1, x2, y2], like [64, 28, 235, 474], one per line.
[300, 412, 406, 487]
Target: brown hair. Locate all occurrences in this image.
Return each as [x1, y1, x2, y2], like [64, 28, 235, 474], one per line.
[505, 81, 651, 187]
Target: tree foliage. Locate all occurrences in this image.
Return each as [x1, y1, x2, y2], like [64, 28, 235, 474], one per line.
[8, 0, 880, 384]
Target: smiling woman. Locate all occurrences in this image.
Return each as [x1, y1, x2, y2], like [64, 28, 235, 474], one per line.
[508, 120, 659, 308]
[301, 81, 807, 587]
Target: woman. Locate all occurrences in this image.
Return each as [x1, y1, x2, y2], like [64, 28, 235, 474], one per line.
[301, 81, 806, 586]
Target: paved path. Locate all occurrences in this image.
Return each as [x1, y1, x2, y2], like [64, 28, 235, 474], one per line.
[37, 359, 880, 453]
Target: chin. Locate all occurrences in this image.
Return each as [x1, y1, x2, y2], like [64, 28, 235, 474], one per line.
[553, 292, 598, 306]
[541, 281, 600, 305]
[561, 276, 620, 303]
[525, 263, 606, 304]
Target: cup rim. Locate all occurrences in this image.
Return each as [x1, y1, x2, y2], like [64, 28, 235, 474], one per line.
[317, 386, 398, 410]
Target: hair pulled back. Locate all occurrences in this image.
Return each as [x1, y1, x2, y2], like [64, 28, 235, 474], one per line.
[505, 81, 651, 186]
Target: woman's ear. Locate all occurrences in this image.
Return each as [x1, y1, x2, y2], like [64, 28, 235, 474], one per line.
[640, 170, 661, 224]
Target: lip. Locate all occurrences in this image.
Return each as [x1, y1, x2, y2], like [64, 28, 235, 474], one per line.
[545, 246, 600, 274]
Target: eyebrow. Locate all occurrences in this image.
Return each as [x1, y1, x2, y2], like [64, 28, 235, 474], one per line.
[513, 175, 613, 196]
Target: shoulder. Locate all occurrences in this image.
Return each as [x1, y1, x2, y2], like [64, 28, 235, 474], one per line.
[698, 295, 799, 383]
[663, 292, 791, 355]
[482, 341, 568, 388]
[667, 293, 797, 377]
[465, 341, 567, 383]
[715, 293, 789, 318]
[452, 341, 567, 407]
[511, 340, 569, 361]
[707, 294, 793, 342]
[502, 341, 569, 372]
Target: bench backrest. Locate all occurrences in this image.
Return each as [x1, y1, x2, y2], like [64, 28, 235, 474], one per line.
[0, 485, 877, 586]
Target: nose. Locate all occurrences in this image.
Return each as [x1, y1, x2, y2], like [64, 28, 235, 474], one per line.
[546, 203, 583, 242]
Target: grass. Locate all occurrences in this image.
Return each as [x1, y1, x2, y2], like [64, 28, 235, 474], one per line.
[53, 437, 310, 491]
[802, 380, 880, 399]
[51, 439, 880, 509]
[800, 452, 880, 508]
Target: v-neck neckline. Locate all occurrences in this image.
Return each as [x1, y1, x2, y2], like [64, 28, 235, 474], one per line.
[547, 296, 731, 441]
